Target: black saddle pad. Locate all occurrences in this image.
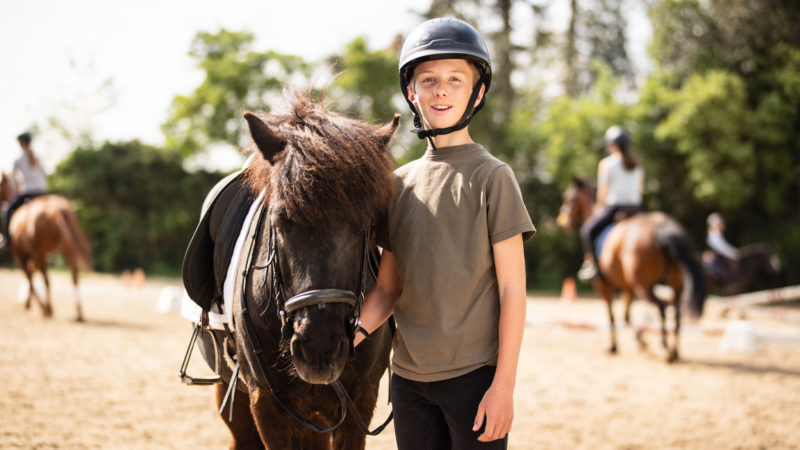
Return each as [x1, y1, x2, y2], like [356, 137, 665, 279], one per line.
[182, 172, 257, 310]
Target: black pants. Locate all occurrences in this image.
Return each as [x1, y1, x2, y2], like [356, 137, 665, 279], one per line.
[580, 204, 641, 256]
[2, 193, 43, 243]
[391, 365, 507, 450]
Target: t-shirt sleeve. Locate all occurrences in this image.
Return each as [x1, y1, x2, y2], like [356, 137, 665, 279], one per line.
[486, 164, 536, 244]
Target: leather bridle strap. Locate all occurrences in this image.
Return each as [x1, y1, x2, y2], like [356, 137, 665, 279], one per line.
[238, 205, 348, 433]
[332, 379, 394, 436]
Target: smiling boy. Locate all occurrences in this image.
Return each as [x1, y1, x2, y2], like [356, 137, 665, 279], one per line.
[355, 18, 535, 449]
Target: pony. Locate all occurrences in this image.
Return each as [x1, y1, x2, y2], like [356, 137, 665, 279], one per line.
[190, 92, 397, 449]
[557, 178, 707, 362]
[702, 243, 782, 295]
[0, 172, 93, 321]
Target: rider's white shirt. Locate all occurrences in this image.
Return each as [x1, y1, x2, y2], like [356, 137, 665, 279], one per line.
[13, 154, 47, 195]
[598, 153, 643, 206]
[707, 229, 739, 259]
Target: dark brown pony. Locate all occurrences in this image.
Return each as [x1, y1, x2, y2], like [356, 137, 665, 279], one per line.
[703, 243, 782, 295]
[557, 178, 707, 362]
[194, 93, 397, 449]
[0, 173, 93, 321]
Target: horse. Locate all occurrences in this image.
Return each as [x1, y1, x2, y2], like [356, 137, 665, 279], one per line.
[557, 177, 707, 362]
[703, 243, 782, 295]
[0, 173, 93, 321]
[187, 93, 397, 449]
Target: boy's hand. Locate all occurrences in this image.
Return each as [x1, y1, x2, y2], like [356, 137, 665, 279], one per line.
[473, 382, 514, 442]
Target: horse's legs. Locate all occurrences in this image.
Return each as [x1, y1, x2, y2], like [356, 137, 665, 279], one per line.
[21, 261, 35, 311]
[622, 289, 634, 325]
[638, 285, 673, 360]
[622, 289, 648, 350]
[595, 280, 617, 354]
[214, 382, 265, 450]
[36, 259, 54, 318]
[68, 258, 84, 322]
[670, 295, 681, 363]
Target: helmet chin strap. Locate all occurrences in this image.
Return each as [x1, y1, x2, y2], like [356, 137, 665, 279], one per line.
[404, 71, 488, 150]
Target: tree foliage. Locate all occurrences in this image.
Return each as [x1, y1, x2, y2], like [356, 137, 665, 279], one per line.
[162, 29, 312, 157]
[48, 141, 222, 274]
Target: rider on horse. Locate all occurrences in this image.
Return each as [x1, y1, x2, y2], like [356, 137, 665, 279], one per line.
[703, 212, 740, 284]
[578, 126, 644, 281]
[1, 132, 48, 251]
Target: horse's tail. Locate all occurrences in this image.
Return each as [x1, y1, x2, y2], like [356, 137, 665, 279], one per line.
[654, 220, 707, 318]
[55, 205, 93, 271]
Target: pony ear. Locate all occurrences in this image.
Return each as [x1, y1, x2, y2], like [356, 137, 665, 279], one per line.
[375, 114, 401, 148]
[244, 111, 286, 164]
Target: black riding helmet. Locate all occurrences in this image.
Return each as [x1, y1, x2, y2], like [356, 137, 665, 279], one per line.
[399, 18, 492, 141]
[604, 125, 631, 150]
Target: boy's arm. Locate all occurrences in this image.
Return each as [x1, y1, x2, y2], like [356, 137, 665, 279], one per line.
[354, 249, 402, 347]
[474, 233, 526, 442]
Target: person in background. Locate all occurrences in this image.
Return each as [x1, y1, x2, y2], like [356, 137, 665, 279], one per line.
[1, 132, 48, 250]
[578, 125, 644, 281]
[704, 212, 740, 282]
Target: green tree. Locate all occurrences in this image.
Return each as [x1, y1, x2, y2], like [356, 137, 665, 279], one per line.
[49, 141, 222, 274]
[642, 0, 800, 281]
[329, 36, 402, 123]
[162, 29, 312, 158]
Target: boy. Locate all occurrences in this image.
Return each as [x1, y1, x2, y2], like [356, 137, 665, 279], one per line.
[355, 18, 535, 449]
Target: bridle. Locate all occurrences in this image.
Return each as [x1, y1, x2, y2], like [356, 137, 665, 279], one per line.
[232, 202, 391, 435]
[264, 217, 370, 341]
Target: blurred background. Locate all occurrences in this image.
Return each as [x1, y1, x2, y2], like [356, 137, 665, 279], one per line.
[2, 0, 798, 290]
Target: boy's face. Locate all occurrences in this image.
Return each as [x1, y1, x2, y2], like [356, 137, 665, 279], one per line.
[408, 58, 484, 131]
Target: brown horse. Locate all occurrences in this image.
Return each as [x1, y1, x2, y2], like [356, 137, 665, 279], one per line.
[1, 173, 92, 321]
[557, 178, 707, 362]
[188, 92, 396, 449]
[702, 243, 782, 295]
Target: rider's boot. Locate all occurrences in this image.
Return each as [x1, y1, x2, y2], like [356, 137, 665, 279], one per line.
[577, 253, 598, 282]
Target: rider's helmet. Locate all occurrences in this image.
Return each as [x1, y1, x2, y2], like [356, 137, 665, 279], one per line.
[399, 17, 492, 140]
[707, 212, 725, 228]
[17, 131, 32, 145]
[604, 125, 630, 150]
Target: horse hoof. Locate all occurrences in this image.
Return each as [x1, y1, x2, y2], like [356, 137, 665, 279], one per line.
[667, 351, 679, 363]
[608, 346, 617, 355]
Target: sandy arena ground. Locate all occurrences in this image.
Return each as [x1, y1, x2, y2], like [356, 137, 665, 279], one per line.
[1, 268, 799, 449]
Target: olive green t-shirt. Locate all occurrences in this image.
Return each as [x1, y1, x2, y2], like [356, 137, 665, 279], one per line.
[380, 143, 535, 382]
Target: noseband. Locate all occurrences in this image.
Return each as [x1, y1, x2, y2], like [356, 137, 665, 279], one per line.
[263, 219, 370, 338]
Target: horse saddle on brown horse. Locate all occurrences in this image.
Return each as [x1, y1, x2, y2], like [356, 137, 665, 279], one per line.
[182, 171, 257, 311]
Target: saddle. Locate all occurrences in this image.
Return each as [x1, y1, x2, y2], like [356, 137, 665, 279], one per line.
[594, 207, 640, 257]
[182, 171, 258, 311]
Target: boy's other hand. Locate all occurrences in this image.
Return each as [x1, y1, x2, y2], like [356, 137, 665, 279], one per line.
[473, 382, 514, 442]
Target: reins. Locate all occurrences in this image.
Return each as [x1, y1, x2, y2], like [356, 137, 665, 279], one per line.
[233, 202, 392, 435]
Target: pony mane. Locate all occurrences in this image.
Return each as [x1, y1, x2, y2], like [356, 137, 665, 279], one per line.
[244, 91, 395, 227]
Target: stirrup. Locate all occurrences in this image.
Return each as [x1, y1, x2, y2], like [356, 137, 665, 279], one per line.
[179, 318, 222, 385]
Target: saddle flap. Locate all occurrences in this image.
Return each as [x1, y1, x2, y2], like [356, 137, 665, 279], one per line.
[183, 171, 255, 310]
